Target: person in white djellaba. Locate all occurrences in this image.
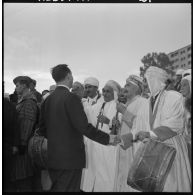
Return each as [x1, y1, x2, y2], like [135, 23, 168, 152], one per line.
[81, 80, 122, 192]
[114, 75, 150, 192]
[135, 66, 191, 192]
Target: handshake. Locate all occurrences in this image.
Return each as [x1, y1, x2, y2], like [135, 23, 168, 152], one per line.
[108, 133, 134, 150]
[109, 134, 122, 146]
[108, 131, 152, 149]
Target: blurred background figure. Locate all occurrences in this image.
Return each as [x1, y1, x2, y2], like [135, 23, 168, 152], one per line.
[180, 75, 192, 166]
[41, 90, 49, 97]
[29, 79, 42, 103]
[3, 93, 20, 192]
[173, 69, 184, 92]
[10, 89, 19, 106]
[71, 81, 84, 99]
[118, 88, 127, 104]
[49, 84, 56, 94]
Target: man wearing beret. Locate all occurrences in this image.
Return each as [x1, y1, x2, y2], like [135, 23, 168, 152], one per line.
[11, 76, 39, 191]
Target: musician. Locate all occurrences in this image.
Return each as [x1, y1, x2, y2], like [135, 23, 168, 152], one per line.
[135, 66, 191, 192]
[114, 75, 150, 192]
[38, 64, 120, 192]
[81, 80, 122, 192]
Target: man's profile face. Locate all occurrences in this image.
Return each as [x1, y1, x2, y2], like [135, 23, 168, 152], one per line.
[84, 84, 97, 98]
[15, 82, 26, 95]
[124, 82, 137, 100]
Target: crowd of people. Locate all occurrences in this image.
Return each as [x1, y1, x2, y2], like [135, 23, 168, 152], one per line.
[3, 64, 192, 192]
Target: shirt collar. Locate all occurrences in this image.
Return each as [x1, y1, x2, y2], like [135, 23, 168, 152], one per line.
[57, 84, 70, 91]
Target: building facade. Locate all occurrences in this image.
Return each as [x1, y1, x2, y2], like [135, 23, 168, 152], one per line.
[168, 44, 191, 72]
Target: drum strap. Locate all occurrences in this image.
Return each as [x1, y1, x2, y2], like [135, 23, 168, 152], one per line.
[149, 90, 178, 141]
[149, 89, 164, 130]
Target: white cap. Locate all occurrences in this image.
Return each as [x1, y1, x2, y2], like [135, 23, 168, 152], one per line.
[84, 77, 99, 87]
[175, 69, 184, 76]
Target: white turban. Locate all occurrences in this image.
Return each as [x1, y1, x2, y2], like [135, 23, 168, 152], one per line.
[84, 77, 99, 87]
[182, 69, 191, 78]
[176, 69, 184, 76]
[181, 75, 191, 94]
[145, 66, 168, 97]
[126, 75, 143, 92]
[105, 80, 121, 100]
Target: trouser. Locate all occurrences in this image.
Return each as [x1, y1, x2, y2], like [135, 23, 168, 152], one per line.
[48, 168, 82, 192]
[14, 177, 33, 192]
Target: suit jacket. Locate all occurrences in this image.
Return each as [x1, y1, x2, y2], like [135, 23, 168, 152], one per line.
[39, 86, 109, 170]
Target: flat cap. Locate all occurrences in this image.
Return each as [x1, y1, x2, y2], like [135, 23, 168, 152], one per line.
[13, 76, 32, 85]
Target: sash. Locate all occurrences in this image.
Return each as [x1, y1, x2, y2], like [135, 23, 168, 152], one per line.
[149, 90, 177, 141]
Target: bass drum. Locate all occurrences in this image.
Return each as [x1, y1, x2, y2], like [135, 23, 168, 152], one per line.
[127, 138, 176, 192]
[28, 133, 48, 169]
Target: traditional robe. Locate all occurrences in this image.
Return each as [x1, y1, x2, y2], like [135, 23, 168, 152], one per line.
[151, 90, 191, 192]
[115, 95, 150, 192]
[81, 100, 120, 192]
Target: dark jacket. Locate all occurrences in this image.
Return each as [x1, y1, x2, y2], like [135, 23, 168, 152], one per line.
[39, 86, 109, 170]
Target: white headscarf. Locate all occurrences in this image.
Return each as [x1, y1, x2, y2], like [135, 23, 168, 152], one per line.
[105, 80, 121, 101]
[181, 75, 191, 94]
[145, 66, 168, 97]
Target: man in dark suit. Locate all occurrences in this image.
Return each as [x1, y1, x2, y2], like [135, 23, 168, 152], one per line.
[39, 64, 120, 192]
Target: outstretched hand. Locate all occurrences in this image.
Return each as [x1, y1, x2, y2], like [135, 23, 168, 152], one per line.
[135, 131, 150, 142]
[109, 134, 121, 146]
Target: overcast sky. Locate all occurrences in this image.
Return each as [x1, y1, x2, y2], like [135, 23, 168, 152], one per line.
[4, 3, 191, 94]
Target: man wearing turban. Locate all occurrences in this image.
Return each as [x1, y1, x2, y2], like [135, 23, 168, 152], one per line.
[83, 77, 104, 106]
[114, 75, 150, 192]
[81, 80, 123, 192]
[135, 66, 191, 192]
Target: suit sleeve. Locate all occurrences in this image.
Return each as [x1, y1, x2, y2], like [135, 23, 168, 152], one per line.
[65, 94, 109, 145]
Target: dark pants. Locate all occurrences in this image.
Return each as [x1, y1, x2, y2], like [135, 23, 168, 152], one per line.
[48, 169, 82, 192]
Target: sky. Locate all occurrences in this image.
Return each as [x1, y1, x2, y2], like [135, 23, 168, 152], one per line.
[4, 3, 191, 94]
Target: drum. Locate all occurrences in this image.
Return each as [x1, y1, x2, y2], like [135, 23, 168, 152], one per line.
[28, 131, 48, 169]
[127, 138, 176, 192]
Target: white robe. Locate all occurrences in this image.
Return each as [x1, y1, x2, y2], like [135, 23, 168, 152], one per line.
[81, 100, 120, 192]
[115, 95, 150, 192]
[151, 90, 191, 192]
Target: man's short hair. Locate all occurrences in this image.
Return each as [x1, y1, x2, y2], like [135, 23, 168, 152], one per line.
[31, 79, 36, 86]
[51, 64, 71, 83]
